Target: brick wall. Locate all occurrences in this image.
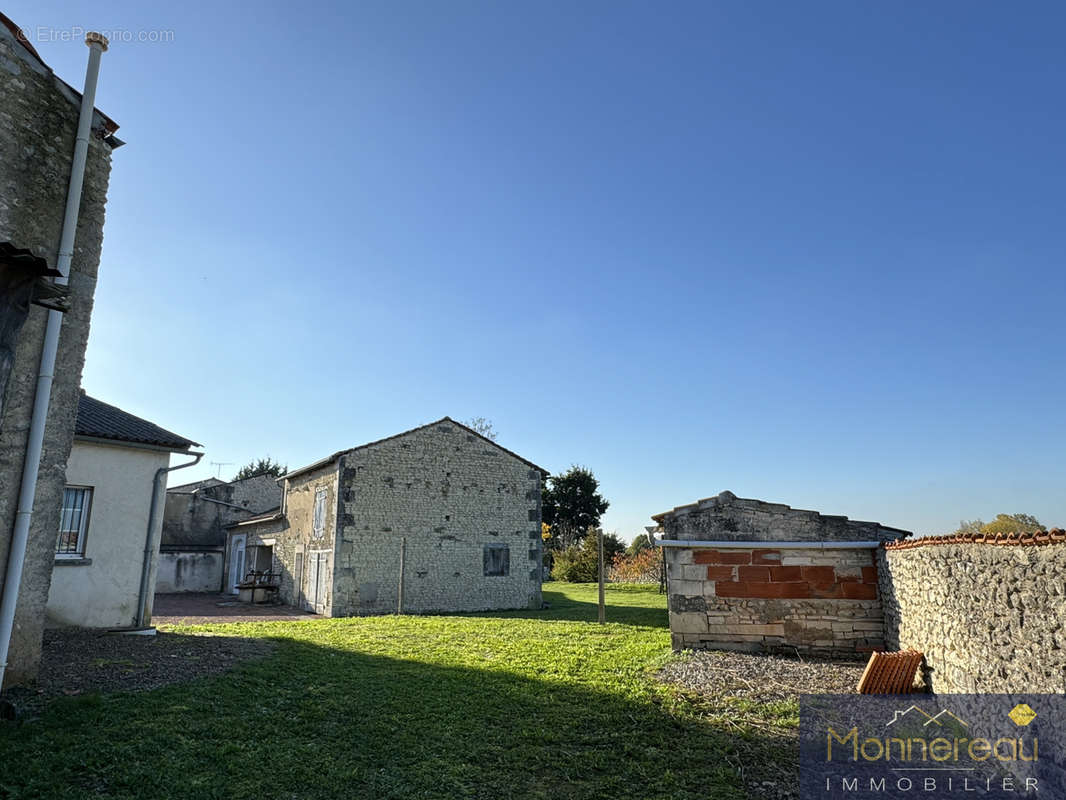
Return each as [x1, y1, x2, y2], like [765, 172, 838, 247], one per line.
[667, 545, 885, 657]
[879, 533, 1066, 693]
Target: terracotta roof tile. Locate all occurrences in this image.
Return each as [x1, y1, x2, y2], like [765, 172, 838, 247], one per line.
[884, 529, 1066, 550]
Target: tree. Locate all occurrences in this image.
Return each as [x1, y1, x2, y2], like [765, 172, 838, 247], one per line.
[980, 513, 1043, 535]
[626, 532, 653, 556]
[465, 417, 497, 441]
[953, 513, 1044, 536]
[549, 529, 624, 582]
[233, 457, 287, 482]
[541, 466, 609, 550]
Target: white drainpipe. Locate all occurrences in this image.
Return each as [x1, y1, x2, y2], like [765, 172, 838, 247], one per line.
[135, 452, 204, 629]
[0, 33, 108, 689]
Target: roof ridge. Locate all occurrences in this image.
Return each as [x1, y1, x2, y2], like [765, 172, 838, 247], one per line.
[282, 416, 547, 481]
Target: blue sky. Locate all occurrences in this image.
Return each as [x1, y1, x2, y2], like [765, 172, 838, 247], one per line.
[11, 1, 1066, 538]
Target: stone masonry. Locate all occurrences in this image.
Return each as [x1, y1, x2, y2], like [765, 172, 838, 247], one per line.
[0, 17, 120, 686]
[654, 490, 909, 543]
[668, 545, 884, 656]
[270, 418, 544, 616]
[879, 532, 1066, 693]
[656, 491, 909, 658]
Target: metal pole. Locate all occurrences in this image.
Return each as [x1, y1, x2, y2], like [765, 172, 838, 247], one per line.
[397, 537, 406, 614]
[597, 528, 605, 624]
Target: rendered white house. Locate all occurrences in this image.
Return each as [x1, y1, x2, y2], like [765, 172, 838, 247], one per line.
[45, 393, 199, 629]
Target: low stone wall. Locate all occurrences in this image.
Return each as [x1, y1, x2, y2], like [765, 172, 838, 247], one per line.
[667, 545, 884, 657]
[879, 533, 1066, 693]
[156, 549, 224, 593]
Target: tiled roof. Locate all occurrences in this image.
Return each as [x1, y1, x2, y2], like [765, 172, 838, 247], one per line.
[76, 393, 199, 451]
[283, 417, 548, 481]
[884, 530, 1066, 550]
[225, 507, 283, 529]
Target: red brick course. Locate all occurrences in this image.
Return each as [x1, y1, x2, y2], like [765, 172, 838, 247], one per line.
[692, 547, 881, 600]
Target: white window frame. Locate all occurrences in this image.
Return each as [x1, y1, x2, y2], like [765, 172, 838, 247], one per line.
[312, 487, 327, 539]
[56, 485, 93, 558]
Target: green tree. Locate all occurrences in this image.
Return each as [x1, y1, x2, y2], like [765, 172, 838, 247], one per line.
[980, 513, 1043, 535]
[542, 466, 609, 550]
[233, 457, 287, 482]
[549, 529, 624, 582]
[953, 514, 1044, 536]
[626, 532, 653, 556]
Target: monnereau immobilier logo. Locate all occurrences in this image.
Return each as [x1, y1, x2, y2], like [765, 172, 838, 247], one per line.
[799, 695, 1065, 798]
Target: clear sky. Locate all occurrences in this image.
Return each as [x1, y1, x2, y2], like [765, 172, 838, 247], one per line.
[10, 1, 1066, 539]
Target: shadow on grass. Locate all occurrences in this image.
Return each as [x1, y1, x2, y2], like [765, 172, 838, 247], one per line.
[0, 631, 791, 800]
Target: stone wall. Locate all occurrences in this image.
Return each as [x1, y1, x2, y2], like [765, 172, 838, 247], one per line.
[879, 534, 1066, 693]
[272, 463, 338, 614]
[654, 490, 909, 543]
[162, 474, 281, 548]
[0, 22, 118, 685]
[155, 549, 223, 593]
[667, 545, 884, 657]
[334, 421, 542, 615]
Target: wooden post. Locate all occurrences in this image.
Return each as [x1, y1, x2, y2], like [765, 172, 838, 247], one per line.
[397, 537, 406, 615]
[597, 528, 605, 624]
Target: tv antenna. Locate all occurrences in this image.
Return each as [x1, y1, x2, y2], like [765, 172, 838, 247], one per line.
[210, 461, 234, 478]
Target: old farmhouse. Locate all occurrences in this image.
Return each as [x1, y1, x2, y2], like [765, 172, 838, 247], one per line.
[228, 417, 546, 616]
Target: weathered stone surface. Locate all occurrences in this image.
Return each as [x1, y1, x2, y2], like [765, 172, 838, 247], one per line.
[880, 542, 1066, 693]
[654, 490, 910, 543]
[254, 421, 543, 616]
[0, 23, 118, 686]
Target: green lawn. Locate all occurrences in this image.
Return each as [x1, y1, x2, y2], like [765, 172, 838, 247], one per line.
[0, 584, 794, 800]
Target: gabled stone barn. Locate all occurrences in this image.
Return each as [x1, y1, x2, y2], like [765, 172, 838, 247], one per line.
[231, 418, 546, 616]
[652, 491, 910, 657]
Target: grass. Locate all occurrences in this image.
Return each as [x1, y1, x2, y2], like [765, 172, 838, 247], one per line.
[0, 584, 794, 800]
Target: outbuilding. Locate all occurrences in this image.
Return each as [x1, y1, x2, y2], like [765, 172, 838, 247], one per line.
[651, 491, 910, 657]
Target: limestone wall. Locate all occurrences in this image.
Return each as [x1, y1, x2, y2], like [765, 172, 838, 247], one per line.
[667, 545, 884, 657]
[162, 474, 281, 548]
[333, 421, 542, 615]
[879, 535, 1066, 693]
[0, 22, 118, 685]
[272, 464, 338, 614]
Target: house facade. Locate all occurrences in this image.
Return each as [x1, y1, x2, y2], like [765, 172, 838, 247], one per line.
[0, 14, 121, 686]
[653, 490, 909, 657]
[45, 394, 198, 628]
[230, 418, 545, 615]
[158, 474, 281, 592]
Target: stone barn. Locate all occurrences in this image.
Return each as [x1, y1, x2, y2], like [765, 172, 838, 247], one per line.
[652, 491, 909, 658]
[229, 417, 546, 616]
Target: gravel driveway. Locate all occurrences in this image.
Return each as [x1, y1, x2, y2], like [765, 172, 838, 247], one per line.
[657, 649, 866, 800]
[3, 628, 274, 719]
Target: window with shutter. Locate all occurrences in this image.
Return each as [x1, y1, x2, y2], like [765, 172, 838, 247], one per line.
[312, 487, 327, 539]
[483, 544, 509, 577]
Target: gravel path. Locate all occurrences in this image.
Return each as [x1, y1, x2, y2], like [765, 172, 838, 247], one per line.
[3, 628, 274, 718]
[656, 649, 866, 800]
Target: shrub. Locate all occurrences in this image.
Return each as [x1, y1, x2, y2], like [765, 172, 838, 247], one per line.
[608, 548, 663, 584]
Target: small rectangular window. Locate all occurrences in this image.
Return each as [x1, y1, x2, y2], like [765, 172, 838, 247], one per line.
[483, 544, 509, 577]
[56, 486, 92, 557]
[312, 487, 327, 539]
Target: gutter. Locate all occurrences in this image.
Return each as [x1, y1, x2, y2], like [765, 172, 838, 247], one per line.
[647, 536, 882, 550]
[0, 33, 108, 690]
[134, 451, 203, 628]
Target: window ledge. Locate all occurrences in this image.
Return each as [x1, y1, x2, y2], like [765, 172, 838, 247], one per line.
[54, 557, 92, 566]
